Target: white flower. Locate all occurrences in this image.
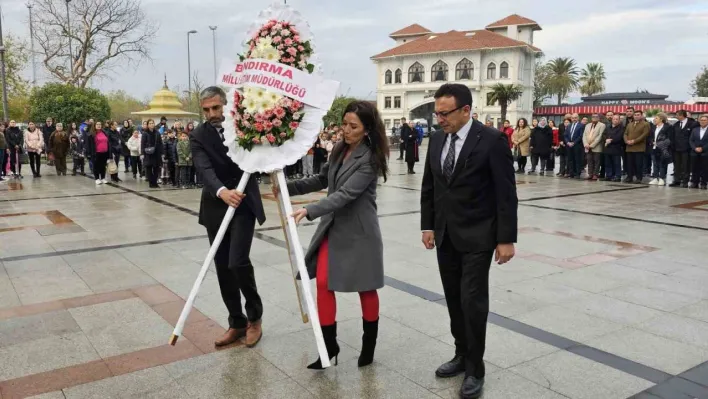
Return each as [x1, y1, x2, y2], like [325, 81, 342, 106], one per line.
[256, 37, 273, 51]
[244, 97, 259, 114]
[268, 91, 282, 105]
[260, 46, 281, 62]
[281, 29, 291, 37]
[249, 47, 262, 58]
[259, 100, 272, 114]
[252, 88, 266, 100]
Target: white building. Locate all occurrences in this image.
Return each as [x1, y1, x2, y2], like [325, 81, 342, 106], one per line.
[371, 14, 542, 130]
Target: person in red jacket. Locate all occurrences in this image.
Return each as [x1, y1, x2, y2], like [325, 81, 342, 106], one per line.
[502, 120, 514, 148]
[548, 120, 559, 172]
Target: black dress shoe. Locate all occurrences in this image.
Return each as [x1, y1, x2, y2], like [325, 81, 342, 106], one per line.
[435, 355, 465, 378]
[460, 376, 484, 399]
[668, 182, 681, 187]
[681, 183, 689, 188]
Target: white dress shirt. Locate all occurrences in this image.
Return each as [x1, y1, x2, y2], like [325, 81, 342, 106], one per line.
[681, 120, 686, 130]
[440, 117, 473, 170]
[653, 124, 663, 149]
[701, 127, 707, 140]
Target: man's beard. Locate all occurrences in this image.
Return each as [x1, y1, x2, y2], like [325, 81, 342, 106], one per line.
[210, 115, 225, 128]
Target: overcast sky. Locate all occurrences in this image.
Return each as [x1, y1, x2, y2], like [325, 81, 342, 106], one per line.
[3, 0, 707, 103]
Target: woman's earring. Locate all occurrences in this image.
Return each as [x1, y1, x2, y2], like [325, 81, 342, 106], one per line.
[365, 133, 372, 146]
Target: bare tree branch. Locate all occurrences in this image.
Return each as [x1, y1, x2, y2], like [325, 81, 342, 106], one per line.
[31, 0, 157, 88]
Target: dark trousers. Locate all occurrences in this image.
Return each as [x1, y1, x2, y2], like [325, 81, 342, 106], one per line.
[691, 156, 708, 186]
[399, 143, 405, 159]
[558, 154, 567, 175]
[673, 151, 690, 184]
[651, 151, 668, 180]
[0, 151, 5, 177]
[10, 148, 22, 175]
[586, 152, 601, 177]
[207, 211, 263, 329]
[622, 151, 628, 174]
[407, 161, 415, 172]
[72, 157, 85, 175]
[516, 156, 527, 172]
[604, 154, 622, 180]
[145, 163, 160, 186]
[167, 161, 177, 185]
[178, 165, 191, 186]
[567, 145, 583, 177]
[546, 150, 555, 171]
[54, 154, 67, 174]
[130, 156, 143, 177]
[193, 166, 202, 186]
[626, 152, 645, 182]
[530, 154, 547, 171]
[644, 152, 652, 175]
[437, 232, 493, 379]
[124, 155, 131, 171]
[598, 153, 605, 178]
[93, 152, 109, 180]
[28, 152, 41, 176]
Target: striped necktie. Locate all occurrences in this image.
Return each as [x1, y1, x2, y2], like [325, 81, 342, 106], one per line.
[443, 133, 459, 182]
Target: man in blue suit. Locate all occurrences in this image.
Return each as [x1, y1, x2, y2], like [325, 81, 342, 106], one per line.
[689, 115, 708, 190]
[564, 113, 585, 179]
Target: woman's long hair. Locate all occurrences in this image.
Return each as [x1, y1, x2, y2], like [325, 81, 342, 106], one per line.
[516, 118, 528, 130]
[331, 101, 389, 182]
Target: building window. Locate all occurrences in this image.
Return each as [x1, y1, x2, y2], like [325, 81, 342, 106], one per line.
[500, 62, 509, 79]
[394, 96, 401, 108]
[486, 93, 497, 106]
[487, 63, 496, 80]
[456, 58, 473, 80]
[394, 69, 402, 84]
[431, 60, 449, 82]
[384, 119, 391, 130]
[408, 62, 424, 83]
[385, 70, 392, 84]
[384, 97, 392, 109]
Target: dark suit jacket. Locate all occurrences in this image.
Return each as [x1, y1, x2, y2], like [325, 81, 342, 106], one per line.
[564, 122, 585, 145]
[421, 120, 518, 252]
[189, 122, 265, 231]
[672, 119, 698, 152]
[689, 126, 708, 157]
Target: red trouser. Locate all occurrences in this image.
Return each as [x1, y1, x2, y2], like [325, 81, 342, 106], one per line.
[316, 237, 379, 325]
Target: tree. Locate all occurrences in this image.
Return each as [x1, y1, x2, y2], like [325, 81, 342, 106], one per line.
[178, 72, 205, 115]
[579, 62, 606, 96]
[0, 34, 31, 120]
[488, 83, 524, 126]
[107, 90, 146, 121]
[323, 96, 357, 126]
[28, 83, 110, 124]
[32, 0, 157, 88]
[690, 66, 708, 97]
[644, 108, 663, 118]
[546, 57, 579, 105]
[533, 60, 551, 107]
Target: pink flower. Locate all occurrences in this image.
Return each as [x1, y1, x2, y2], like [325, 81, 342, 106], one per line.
[291, 100, 303, 111]
[260, 30, 267, 37]
[289, 121, 299, 130]
[284, 38, 293, 46]
[281, 29, 291, 37]
[254, 122, 264, 132]
[266, 133, 276, 143]
[252, 137, 261, 144]
[292, 112, 301, 120]
[242, 120, 251, 128]
[274, 107, 286, 119]
[237, 132, 245, 139]
[272, 119, 283, 127]
[272, 36, 282, 44]
[264, 121, 273, 131]
[277, 44, 284, 50]
[286, 47, 297, 56]
[293, 35, 301, 42]
[279, 132, 287, 138]
[298, 45, 304, 52]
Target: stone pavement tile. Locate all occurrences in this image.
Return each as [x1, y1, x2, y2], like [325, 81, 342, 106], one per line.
[0, 332, 100, 381]
[381, 298, 451, 338]
[11, 271, 93, 305]
[435, 369, 568, 399]
[515, 305, 624, 343]
[27, 391, 66, 399]
[292, 360, 439, 399]
[496, 258, 566, 280]
[639, 275, 708, 300]
[151, 300, 208, 326]
[671, 266, 708, 285]
[103, 339, 202, 376]
[62, 366, 176, 399]
[602, 286, 702, 312]
[68, 298, 161, 332]
[500, 279, 593, 303]
[516, 231, 615, 259]
[0, 309, 80, 348]
[482, 324, 560, 369]
[192, 293, 229, 329]
[71, 263, 157, 293]
[583, 263, 662, 286]
[132, 285, 181, 306]
[587, 327, 708, 375]
[489, 287, 552, 318]
[125, 385, 191, 399]
[539, 267, 627, 294]
[509, 351, 654, 399]
[638, 313, 708, 349]
[613, 252, 696, 274]
[336, 315, 433, 352]
[675, 300, 708, 323]
[2, 256, 73, 279]
[84, 317, 175, 358]
[561, 294, 665, 325]
[0, 275, 20, 309]
[0, 360, 111, 399]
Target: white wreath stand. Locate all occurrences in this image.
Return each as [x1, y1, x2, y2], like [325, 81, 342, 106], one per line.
[169, 170, 330, 368]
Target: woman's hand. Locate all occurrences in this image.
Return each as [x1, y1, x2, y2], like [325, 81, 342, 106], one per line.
[291, 208, 308, 224]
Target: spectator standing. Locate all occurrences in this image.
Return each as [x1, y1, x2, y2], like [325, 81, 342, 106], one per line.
[583, 114, 606, 181]
[127, 130, 143, 179]
[501, 120, 514, 148]
[556, 118, 570, 176]
[401, 119, 418, 174]
[604, 115, 624, 182]
[670, 110, 697, 187]
[49, 122, 70, 176]
[121, 120, 134, 173]
[0, 123, 6, 181]
[623, 110, 650, 184]
[86, 121, 111, 184]
[42, 117, 55, 165]
[689, 115, 708, 189]
[6, 120, 23, 178]
[564, 114, 585, 179]
[70, 135, 86, 176]
[141, 119, 163, 188]
[547, 120, 558, 173]
[648, 113, 672, 186]
[529, 117, 553, 175]
[511, 118, 531, 174]
[24, 122, 44, 178]
[106, 121, 123, 182]
[176, 131, 193, 188]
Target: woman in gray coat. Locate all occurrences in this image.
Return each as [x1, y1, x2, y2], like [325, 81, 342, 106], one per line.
[281, 101, 390, 370]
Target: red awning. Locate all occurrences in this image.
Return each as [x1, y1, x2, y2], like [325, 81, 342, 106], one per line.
[534, 103, 708, 116]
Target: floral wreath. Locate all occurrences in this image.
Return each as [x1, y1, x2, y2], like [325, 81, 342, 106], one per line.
[231, 20, 314, 151]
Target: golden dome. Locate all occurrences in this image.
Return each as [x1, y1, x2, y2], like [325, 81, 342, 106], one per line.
[132, 75, 198, 119]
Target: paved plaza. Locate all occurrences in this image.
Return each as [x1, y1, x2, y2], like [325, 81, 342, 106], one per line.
[1, 146, 708, 399]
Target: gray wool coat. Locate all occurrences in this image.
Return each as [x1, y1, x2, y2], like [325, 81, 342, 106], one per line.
[287, 143, 384, 292]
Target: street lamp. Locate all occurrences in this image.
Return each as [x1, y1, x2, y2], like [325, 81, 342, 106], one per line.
[209, 26, 217, 85]
[65, 0, 72, 75]
[26, 3, 36, 86]
[187, 30, 197, 111]
[0, 5, 10, 122]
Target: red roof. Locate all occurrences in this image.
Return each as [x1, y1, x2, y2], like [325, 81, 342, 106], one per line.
[389, 24, 432, 38]
[534, 103, 708, 116]
[486, 14, 541, 30]
[372, 29, 541, 59]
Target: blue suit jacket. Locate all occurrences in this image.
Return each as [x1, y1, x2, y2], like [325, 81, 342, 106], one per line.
[564, 122, 585, 145]
[689, 126, 708, 157]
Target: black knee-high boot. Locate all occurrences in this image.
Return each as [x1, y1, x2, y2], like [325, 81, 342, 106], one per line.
[308, 323, 340, 370]
[358, 318, 378, 367]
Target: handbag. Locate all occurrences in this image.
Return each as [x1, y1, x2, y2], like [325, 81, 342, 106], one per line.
[48, 152, 55, 161]
[107, 159, 117, 174]
[512, 146, 519, 161]
[144, 131, 156, 155]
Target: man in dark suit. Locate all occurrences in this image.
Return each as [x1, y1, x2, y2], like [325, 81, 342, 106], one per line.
[190, 86, 267, 348]
[670, 110, 698, 187]
[400, 118, 417, 174]
[689, 115, 708, 190]
[420, 83, 518, 399]
[564, 113, 585, 179]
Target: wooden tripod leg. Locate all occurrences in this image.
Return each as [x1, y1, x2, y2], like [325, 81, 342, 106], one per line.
[271, 172, 309, 324]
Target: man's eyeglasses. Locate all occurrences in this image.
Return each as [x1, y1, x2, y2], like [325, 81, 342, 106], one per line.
[433, 105, 465, 119]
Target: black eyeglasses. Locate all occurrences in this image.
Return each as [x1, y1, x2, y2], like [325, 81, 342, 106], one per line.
[433, 105, 465, 119]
